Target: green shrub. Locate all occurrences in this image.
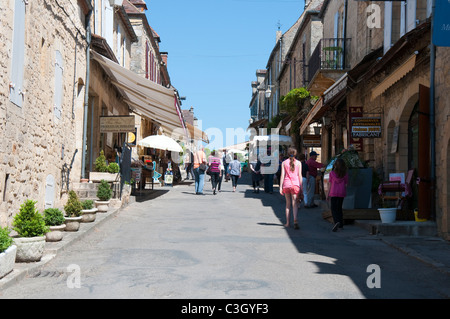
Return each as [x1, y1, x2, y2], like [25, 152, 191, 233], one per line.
[0, 226, 13, 253]
[43, 208, 65, 226]
[94, 150, 108, 172]
[81, 199, 94, 210]
[64, 191, 82, 217]
[12, 200, 49, 237]
[97, 179, 112, 201]
[107, 162, 120, 174]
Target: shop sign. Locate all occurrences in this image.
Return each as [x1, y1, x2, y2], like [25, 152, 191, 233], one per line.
[348, 106, 364, 151]
[351, 117, 381, 138]
[100, 115, 135, 133]
[303, 134, 321, 147]
[433, 0, 450, 47]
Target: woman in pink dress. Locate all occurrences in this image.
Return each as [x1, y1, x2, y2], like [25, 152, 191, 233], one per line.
[279, 148, 303, 229]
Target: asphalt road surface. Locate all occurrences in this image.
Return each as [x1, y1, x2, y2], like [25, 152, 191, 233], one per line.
[1, 173, 449, 300]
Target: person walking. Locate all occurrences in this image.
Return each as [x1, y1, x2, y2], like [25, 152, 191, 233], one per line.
[208, 150, 222, 195]
[327, 158, 348, 232]
[228, 154, 241, 192]
[222, 150, 231, 182]
[299, 154, 310, 206]
[193, 147, 207, 195]
[217, 151, 224, 192]
[249, 155, 262, 193]
[279, 147, 303, 229]
[184, 149, 194, 180]
[305, 150, 324, 208]
[262, 150, 274, 194]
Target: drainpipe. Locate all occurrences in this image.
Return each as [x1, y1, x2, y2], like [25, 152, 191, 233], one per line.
[81, 9, 92, 179]
[430, 0, 436, 220]
[342, 0, 348, 68]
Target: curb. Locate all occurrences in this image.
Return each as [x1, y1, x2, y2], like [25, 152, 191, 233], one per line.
[0, 205, 123, 291]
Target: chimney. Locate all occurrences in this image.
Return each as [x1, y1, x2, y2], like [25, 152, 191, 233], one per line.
[160, 52, 168, 66]
[276, 30, 282, 43]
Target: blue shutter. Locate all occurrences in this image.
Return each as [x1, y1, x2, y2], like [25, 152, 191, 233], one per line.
[10, 0, 26, 107]
[54, 50, 63, 119]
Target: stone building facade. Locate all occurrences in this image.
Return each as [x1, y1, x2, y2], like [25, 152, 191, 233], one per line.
[0, 0, 90, 225]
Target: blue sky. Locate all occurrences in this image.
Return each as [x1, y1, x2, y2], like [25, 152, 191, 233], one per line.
[145, 0, 305, 148]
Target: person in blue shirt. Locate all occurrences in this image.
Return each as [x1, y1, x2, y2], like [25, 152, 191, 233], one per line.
[228, 154, 241, 192]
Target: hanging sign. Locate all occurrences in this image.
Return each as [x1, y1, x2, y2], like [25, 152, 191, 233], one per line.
[303, 134, 321, 147]
[433, 0, 450, 47]
[100, 116, 135, 133]
[351, 117, 382, 138]
[348, 106, 364, 151]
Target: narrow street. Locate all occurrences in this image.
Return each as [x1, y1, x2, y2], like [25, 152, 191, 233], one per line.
[1, 173, 449, 299]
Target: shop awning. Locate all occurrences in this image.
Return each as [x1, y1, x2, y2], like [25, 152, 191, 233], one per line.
[371, 54, 416, 100]
[186, 123, 209, 143]
[91, 51, 187, 137]
[300, 97, 328, 135]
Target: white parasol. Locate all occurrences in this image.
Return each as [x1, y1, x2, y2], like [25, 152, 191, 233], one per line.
[251, 134, 293, 145]
[138, 135, 183, 152]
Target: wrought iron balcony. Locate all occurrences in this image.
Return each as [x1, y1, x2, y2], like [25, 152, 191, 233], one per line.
[308, 38, 351, 83]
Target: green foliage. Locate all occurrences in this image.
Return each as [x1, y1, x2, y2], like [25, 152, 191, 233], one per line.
[12, 200, 49, 237]
[0, 226, 13, 253]
[97, 179, 112, 201]
[94, 150, 108, 172]
[279, 87, 313, 116]
[107, 162, 120, 173]
[81, 199, 94, 210]
[267, 114, 285, 131]
[43, 208, 65, 226]
[64, 191, 83, 217]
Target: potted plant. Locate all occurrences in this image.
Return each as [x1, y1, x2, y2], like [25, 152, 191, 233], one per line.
[378, 199, 397, 223]
[81, 199, 97, 223]
[64, 191, 83, 231]
[89, 150, 120, 182]
[44, 208, 66, 242]
[0, 226, 16, 279]
[12, 200, 49, 262]
[95, 179, 112, 212]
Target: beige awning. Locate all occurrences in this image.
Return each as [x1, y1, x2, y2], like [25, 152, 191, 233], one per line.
[186, 123, 209, 143]
[371, 54, 416, 100]
[300, 97, 327, 135]
[91, 51, 187, 137]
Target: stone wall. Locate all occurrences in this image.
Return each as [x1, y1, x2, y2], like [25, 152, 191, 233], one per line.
[0, 0, 88, 226]
[435, 46, 450, 239]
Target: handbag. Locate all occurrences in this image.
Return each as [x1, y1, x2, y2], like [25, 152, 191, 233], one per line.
[199, 163, 207, 172]
[206, 166, 211, 175]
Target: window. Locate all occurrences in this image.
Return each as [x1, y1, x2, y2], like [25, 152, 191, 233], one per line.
[54, 50, 64, 119]
[10, 0, 26, 107]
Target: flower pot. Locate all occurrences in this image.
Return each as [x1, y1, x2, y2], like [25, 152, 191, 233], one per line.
[45, 224, 66, 242]
[378, 208, 397, 223]
[0, 245, 17, 278]
[95, 200, 110, 213]
[64, 216, 82, 231]
[13, 236, 46, 262]
[89, 172, 118, 182]
[81, 208, 98, 223]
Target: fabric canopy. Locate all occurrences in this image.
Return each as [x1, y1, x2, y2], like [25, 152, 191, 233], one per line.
[91, 51, 187, 136]
[251, 134, 293, 145]
[186, 123, 209, 143]
[138, 135, 183, 153]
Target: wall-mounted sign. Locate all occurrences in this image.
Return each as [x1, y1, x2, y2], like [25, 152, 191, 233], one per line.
[348, 106, 364, 151]
[433, 0, 450, 47]
[100, 115, 135, 133]
[303, 134, 321, 147]
[351, 117, 381, 138]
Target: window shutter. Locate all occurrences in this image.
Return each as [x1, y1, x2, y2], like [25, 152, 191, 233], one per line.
[54, 50, 63, 119]
[384, 2, 393, 54]
[44, 175, 55, 209]
[10, 0, 26, 107]
[406, 0, 417, 33]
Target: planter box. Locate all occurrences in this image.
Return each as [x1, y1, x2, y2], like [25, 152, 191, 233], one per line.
[0, 245, 17, 279]
[45, 224, 66, 242]
[95, 200, 110, 213]
[81, 208, 97, 222]
[64, 216, 82, 231]
[13, 236, 46, 262]
[89, 172, 119, 182]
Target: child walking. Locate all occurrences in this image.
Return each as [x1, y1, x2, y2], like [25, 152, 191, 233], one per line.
[279, 148, 303, 229]
[327, 158, 348, 232]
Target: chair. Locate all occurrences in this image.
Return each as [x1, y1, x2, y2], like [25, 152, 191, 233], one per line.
[378, 169, 414, 208]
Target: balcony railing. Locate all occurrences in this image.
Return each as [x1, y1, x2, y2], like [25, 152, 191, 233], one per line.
[308, 38, 351, 83]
